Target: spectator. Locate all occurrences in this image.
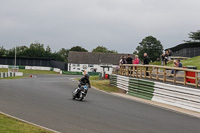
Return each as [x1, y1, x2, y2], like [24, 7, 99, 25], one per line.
[123, 56, 127, 64]
[143, 53, 150, 76]
[164, 50, 169, 65]
[126, 54, 133, 64]
[171, 60, 182, 75]
[177, 59, 182, 67]
[119, 56, 124, 65]
[119, 56, 126, 64]
[133, 55, 139, 65]
[133, 55, 139, 69]
[116, 65, 120, 74]
[161, 53, 165, 66]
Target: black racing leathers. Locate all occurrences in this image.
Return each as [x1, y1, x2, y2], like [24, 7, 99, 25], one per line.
[78, 77, 91, 88]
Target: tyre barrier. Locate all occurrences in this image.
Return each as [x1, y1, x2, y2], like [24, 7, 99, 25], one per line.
[110, 74, 200, 112]
[0, 72, 23, 78]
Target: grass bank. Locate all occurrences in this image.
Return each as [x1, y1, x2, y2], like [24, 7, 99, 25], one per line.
[0, 113, 54, 133]
[150, 56, 200, 69]
[0, 76, 27, 80]
[91, 80, 120, 92]
[19, 69, 58, 75]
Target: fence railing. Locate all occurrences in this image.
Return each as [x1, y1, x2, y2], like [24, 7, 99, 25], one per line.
[114, 64, 200, 88]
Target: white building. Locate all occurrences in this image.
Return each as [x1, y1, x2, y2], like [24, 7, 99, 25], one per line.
[68, 51, 135, 75]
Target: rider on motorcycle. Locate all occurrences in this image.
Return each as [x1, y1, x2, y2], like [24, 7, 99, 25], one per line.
[75, 74, 91, 95]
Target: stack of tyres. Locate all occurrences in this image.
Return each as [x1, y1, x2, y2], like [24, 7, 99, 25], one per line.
[110, 75, 117, 86]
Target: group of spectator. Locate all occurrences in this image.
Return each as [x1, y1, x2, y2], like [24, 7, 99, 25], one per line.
[161, 49, 172, 66]
[118, 51, 183, 77]
[119, 53, 150, 75]
[119, 53, 150, 66]
[119, 54, 140, 65]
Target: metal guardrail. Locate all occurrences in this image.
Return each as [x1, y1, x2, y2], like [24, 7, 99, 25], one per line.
[110, 74, 200, 112]
[115, 64, 200, 88]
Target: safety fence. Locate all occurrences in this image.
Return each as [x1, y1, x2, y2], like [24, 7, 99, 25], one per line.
[110, 74, 200, 112]
[0, 72, 23, 78]
[0, 65, 63, 74]
[117, 64, 200, 88]
[1, 65, 85, 75]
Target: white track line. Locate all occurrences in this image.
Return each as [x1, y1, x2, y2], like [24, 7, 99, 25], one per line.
[0, 111, 60, 133]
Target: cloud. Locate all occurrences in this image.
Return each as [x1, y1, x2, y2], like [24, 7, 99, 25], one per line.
[0, 0, 200, 53]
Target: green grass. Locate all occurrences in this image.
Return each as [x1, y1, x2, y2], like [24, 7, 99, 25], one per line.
[150, 61, 162, 65]
[0, 113, 54, 133]
[76, 76, 120, 92]
[19, 69, 58, 75]
[0, 68, 8, 72]
[89, 76, 99, 80]
[0, 68, 58, 75]
[0, 76, 28, 80]
[91, 80, 120, 92]
[179, 56, 200, 69]
[150, 56, 200, 69]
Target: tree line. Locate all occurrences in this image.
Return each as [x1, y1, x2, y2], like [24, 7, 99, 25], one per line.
[0, 30, 199, 63]
[0, 43, 117, 63]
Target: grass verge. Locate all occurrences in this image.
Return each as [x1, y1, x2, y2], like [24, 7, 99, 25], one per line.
[19, 69, 58, 75]
[0, 68, 8, 72]
[76, 76, 120, 92]
[0, 76, 28, 80]
[150, 56, 200, 69]
[91, 80, 120, 92]
[0, 113, 54, 133]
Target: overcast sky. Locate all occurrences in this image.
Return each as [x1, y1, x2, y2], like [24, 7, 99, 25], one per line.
[1, 0, 200, 53]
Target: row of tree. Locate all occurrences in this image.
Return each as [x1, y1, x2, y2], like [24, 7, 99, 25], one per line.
[0, 44, 117, 62]
[1, 30, 199, 63]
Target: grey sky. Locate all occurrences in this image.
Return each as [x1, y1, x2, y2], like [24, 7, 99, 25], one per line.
[1, 0, 200, 53]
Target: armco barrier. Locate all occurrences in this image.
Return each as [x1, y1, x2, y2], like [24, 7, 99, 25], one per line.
[110, 74, 200, 112]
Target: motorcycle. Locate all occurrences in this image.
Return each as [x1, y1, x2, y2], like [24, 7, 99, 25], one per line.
[72, 85, 88, 101]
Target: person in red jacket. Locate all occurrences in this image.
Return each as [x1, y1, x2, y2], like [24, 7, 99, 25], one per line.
[133, 55, 139, 65]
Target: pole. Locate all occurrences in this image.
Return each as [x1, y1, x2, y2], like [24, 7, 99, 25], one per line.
[15, 46, 16, 66]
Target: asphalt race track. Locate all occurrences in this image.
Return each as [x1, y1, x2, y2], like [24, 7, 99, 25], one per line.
[0, 75, 200, 133]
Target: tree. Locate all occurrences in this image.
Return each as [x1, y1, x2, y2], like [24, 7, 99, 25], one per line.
[133, 50, 138, 55]
[26, 42, 46, 57]
[0, 46, 6, 56]
[92, 46, 118, 53]
[69, 46, 88, 52]
[186, 30, 200, 42]
[46, 45, 51, 53]
[136, 36, 163, 62]
[44, 45, 52, 58]
[58, 48, 69, 62]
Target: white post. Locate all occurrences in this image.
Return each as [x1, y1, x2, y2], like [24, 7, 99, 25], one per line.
[15, 46, 16, 66]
